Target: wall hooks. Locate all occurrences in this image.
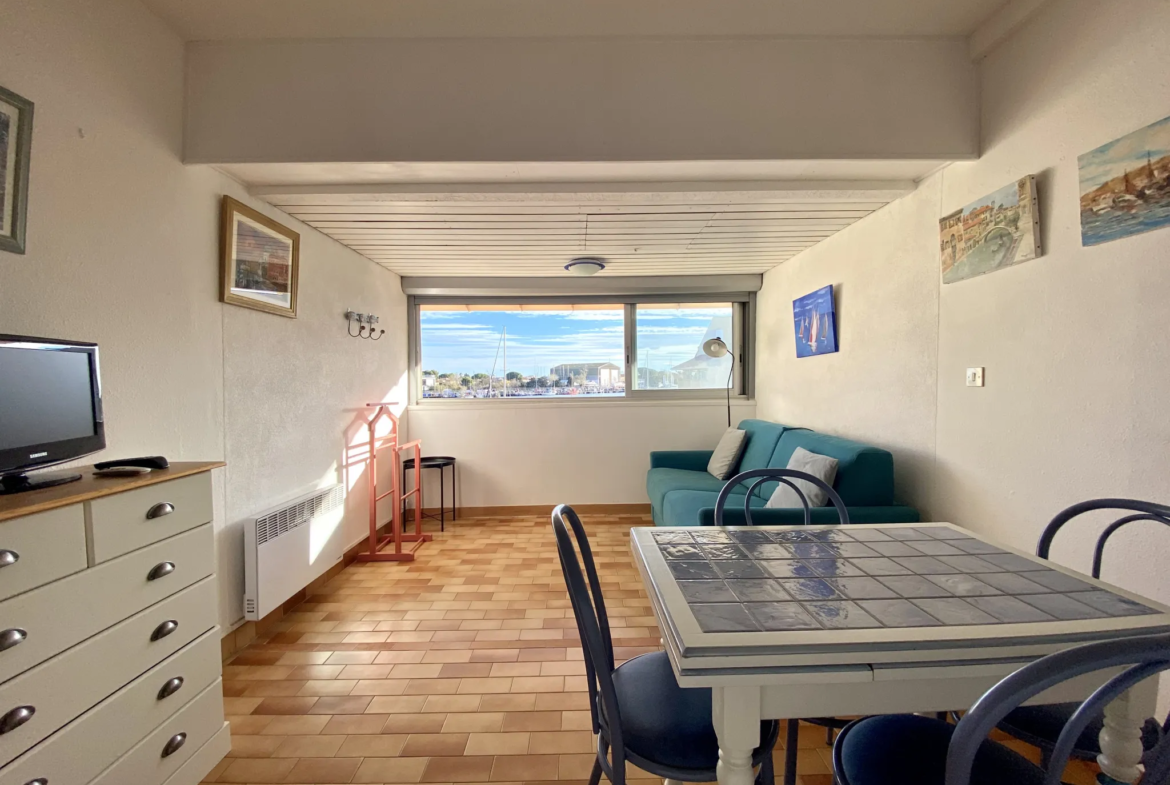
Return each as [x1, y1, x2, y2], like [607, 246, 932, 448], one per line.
[346, 310, 386, 340]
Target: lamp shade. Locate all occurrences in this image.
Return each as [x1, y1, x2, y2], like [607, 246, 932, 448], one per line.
[702, 337, 729, 358]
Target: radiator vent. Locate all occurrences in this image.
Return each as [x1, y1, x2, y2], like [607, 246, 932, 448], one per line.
[254, 485, 344, 546]
[244, 483, 347, 621]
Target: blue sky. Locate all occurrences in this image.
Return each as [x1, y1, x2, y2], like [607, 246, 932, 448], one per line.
[1078, 114, 1170, 193]
[420, 307, 730, 377]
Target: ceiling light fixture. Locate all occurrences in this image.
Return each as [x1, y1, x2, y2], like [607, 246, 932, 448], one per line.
[564, 257, 606, 276]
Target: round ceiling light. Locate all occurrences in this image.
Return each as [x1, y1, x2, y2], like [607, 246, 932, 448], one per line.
[564, 257, 606, 276]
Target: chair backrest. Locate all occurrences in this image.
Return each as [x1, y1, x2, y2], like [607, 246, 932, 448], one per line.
[1036, 498, 1170, 578]
[945, 632, 1170, 785]
[713, 468, 851, 527]
[551, 504, 627, 777]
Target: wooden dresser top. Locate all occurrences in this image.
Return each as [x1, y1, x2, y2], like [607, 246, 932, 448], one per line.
[0, 462, 224, 523]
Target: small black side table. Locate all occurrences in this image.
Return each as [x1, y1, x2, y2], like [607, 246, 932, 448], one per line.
[402, 456, 457, 531]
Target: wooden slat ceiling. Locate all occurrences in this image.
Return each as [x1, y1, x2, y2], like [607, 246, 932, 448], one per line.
[260, 193, 901, 277]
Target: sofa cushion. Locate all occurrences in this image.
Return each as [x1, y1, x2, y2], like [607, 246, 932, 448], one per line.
[662, 489, 766, 527]
[736, 419, 792, 472]
[707, 428, 748, 480]
[646, 468, 729, 519]
[766, 430, 895, 507]
[765, 447, 839, 508]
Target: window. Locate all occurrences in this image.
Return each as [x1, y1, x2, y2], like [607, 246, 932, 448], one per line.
[414, 299, 748, 401]
[632, 303, 734, 391]
[419, 304, 625, 399]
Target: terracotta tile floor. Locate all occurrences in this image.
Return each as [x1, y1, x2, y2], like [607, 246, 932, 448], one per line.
[205, 514, 1100, 785]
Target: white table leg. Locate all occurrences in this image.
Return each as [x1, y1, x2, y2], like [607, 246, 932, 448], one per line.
[1097, 681, 1157, 785]
[712, 685, 762, 785]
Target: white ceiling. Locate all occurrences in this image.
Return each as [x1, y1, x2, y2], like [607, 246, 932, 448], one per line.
[257, 186, 911, 277]
[144, 0, 1010, 40]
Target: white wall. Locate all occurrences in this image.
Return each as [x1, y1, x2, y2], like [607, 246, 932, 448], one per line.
[756, 177, 942, 513]
[0, 0, 407, 629]
[183, 37, 979, 164]
[756, 0, 1170, 611]
[408, 400, 755, 507]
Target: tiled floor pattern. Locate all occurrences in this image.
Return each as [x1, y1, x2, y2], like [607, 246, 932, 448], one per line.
[204, 515, 1101, 785]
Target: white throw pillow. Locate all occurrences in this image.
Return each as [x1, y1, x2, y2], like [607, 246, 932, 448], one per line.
[765, 447, 839, 508]
[707, 428, 747, 480]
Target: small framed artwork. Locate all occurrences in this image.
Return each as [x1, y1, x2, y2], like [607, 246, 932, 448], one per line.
[220, 196, 300, 318]
[0, 85, 34, 255]
[793, 285, 838, 358]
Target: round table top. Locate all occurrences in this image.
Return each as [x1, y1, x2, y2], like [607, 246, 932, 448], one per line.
[402, 456, 456, 468]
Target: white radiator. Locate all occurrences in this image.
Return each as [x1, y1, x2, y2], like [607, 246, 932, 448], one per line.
[243, 484, 346, 621]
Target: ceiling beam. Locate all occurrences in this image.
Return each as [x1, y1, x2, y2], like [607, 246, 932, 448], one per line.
[969, 0, 1051, 61]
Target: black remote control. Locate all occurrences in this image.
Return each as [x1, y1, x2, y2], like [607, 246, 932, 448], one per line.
[94, 456, 170, 470]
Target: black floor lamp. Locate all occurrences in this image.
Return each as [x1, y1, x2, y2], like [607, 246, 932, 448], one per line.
[702, 336, 733, 428]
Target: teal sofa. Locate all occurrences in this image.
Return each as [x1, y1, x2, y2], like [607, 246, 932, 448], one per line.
[647, 419, 920, 526]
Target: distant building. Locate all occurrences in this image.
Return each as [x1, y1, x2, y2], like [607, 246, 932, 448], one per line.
[422, 374, 435, 389]
[550, 362, 622, 387]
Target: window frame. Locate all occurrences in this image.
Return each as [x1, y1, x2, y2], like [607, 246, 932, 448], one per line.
[408, 293, 754, 406]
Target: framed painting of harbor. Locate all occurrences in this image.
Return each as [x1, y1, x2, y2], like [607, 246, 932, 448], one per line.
[1078, 114, 1170, 247]
[939, 176, 1041, 284]
[793, 285, 838, 358]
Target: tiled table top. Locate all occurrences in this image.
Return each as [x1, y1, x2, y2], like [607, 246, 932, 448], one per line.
[649, 524, 1157, 633]
[632, 524, 1170, 662]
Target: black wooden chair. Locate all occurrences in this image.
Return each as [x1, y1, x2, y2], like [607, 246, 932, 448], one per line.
[712, 468, 853, 785]
[832, 631, 1170, 785]
[993, 499, 1170, 766]
[551, 504, 780, 785]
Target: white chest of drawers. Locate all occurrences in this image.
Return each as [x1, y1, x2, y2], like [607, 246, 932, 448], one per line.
[0, 463, 229, 785]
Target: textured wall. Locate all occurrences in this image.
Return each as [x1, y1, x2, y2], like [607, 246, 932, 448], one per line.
[755, 0, 1170, 692]
[755, 178, 941, 513]
[0, 0, 407, 628]
[184, 37, 978, 164]
[408, 400, 756, 507]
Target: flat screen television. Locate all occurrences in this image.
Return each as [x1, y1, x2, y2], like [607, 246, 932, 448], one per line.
[0, 335, 105, 495]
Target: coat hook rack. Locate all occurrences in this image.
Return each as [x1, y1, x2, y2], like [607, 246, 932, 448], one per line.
[346, 310, 386, 340]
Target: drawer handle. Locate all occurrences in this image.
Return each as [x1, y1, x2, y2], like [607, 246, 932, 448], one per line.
[151, 620, 179, 642]
[158, 676, 184, 700]
[147, 562, 175, 581]
[23, 779, 47, 785]
[0, 550, 18, 568]
[147, 502, 175, 520]
[161, 732, 187, 758]
[0, 629, 26, 652]
[0, 706, 35, 735]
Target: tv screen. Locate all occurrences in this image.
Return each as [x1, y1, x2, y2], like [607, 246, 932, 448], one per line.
[0, 336, 105, 478]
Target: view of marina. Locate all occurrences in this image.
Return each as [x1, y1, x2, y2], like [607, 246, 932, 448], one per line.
[419, 304, 733, 398]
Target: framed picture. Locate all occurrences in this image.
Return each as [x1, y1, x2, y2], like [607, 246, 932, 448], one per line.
[793, 285, 838, 358]
[0, 86, 34, 255]
[939, 176, 1041, 284]
[1078, 114, 1170, 246]
[220, 196, 300, 318]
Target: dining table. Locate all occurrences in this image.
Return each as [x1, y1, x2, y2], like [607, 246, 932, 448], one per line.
[630, 522, 1170, 785]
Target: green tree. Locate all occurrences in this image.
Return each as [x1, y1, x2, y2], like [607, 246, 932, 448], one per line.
[506, 371, 522, 381]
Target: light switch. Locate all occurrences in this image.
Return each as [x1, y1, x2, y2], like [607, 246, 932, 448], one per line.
[966, 367, 984, 387]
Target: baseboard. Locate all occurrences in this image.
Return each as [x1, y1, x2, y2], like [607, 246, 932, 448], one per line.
[419, 503, 651, 518]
